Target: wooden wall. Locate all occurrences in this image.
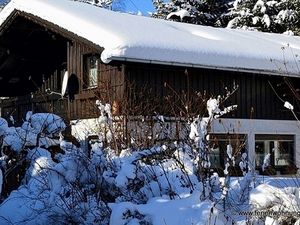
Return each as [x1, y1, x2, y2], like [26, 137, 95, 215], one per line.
[2, 40, 298, 123]
[0, 40, 125, 123]
[0, 68, 68, 125]
[67, 41, 124, 120]
[125, 63, 299, 120]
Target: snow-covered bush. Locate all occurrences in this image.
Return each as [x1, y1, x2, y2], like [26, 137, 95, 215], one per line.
[1, 84, 298, 224]
[0, 113, 112, 224]
[0, 89, 242, 224]
[0, 144, 111, 224]
[0, 112, 66, 198]
[249, 183, 300, 224]
[106, 144, 201, 203]
[2, 111, 65, 152]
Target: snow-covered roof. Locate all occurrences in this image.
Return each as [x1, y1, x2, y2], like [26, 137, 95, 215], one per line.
[1, 0, 300, 76]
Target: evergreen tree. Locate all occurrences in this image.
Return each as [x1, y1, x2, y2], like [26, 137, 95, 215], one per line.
[227, 0, 300, 34]
[74, 0, 113, 9]
[152, 0, 233, 26]
[0, 0, 10, 8]
[74, 0, 125, 11]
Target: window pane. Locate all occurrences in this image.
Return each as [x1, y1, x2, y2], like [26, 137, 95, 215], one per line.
[255, 141, 266, 168]
[83, 54, 99, 88]
[274, 141, 293, 166]
[89, 67, 98, 87]
[255, 134, 295, 174]
[210, 134, 246, 175]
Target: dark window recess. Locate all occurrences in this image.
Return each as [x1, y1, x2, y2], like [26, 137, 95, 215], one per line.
[83, 54, 100, 88]
[67, 73, 79, 101]
[209, 134, 247, 176]
[56, 70, 63, 91]
[255, 134, 296, 175]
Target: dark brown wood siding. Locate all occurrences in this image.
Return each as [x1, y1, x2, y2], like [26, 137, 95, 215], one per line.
[2, 43, 298, 123]
[67, 41, 124, 120]
[124, 63, 299, 120]
[0, 40, 125, 123]
[0, 64, 70, 125]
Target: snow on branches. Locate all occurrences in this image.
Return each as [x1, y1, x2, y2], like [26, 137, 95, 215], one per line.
[227, 0, 300, 34]
[73, 0, 113, 9]
[152, 0, 300, 35]
[152, 0, 233, 26]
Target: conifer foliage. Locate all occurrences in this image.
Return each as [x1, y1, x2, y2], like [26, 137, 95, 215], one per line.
[152, 0, 233, 26]
[227, 0, 300, 34]
[152, 0, 300, 35]
[74, 0, 113, 9]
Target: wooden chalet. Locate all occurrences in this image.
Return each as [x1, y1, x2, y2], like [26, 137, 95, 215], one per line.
[0, 0, 300, 175]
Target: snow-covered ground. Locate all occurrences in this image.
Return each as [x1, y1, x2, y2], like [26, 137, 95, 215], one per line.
[0, 101, 299, 224]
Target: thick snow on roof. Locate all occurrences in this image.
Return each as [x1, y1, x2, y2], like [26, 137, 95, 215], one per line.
[1, 0, 300, 76]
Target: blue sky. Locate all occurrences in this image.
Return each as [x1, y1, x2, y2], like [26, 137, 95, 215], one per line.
[122, 0, 155, 15]
[0, 0, 156, 15]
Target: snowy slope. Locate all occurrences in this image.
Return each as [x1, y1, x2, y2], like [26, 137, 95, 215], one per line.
[1, 0, 300, 76]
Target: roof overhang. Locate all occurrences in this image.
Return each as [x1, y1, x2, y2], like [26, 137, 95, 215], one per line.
[0, 0, 300, 80]
[0, 10, 103, 52]
[109, 56, 300, 78]
[0, 12, 69, 96]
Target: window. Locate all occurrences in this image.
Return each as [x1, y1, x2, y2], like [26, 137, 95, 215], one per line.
[83, 54, 100, 88]
[255, 135, 295, 175]
[209, 134, 247, 176]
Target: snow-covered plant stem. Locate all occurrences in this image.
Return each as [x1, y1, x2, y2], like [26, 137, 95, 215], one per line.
[96, 100, 120, 152]
[190, 96, 237, 200]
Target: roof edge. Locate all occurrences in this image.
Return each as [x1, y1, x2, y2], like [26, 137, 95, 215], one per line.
[21, 11, 103, 52]
[0, 9, 19, 35]
[110, 56, 300, 77]
[0, 8, 104, 53]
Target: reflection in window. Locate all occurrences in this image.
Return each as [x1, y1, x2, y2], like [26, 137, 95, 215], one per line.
[209, 134, 246, 176]
[83, 54, 99, 88]
[255, 135, 295, 174]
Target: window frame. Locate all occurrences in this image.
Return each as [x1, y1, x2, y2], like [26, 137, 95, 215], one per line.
[255, 134, 296, 175]
[83, 54, 100, 89]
